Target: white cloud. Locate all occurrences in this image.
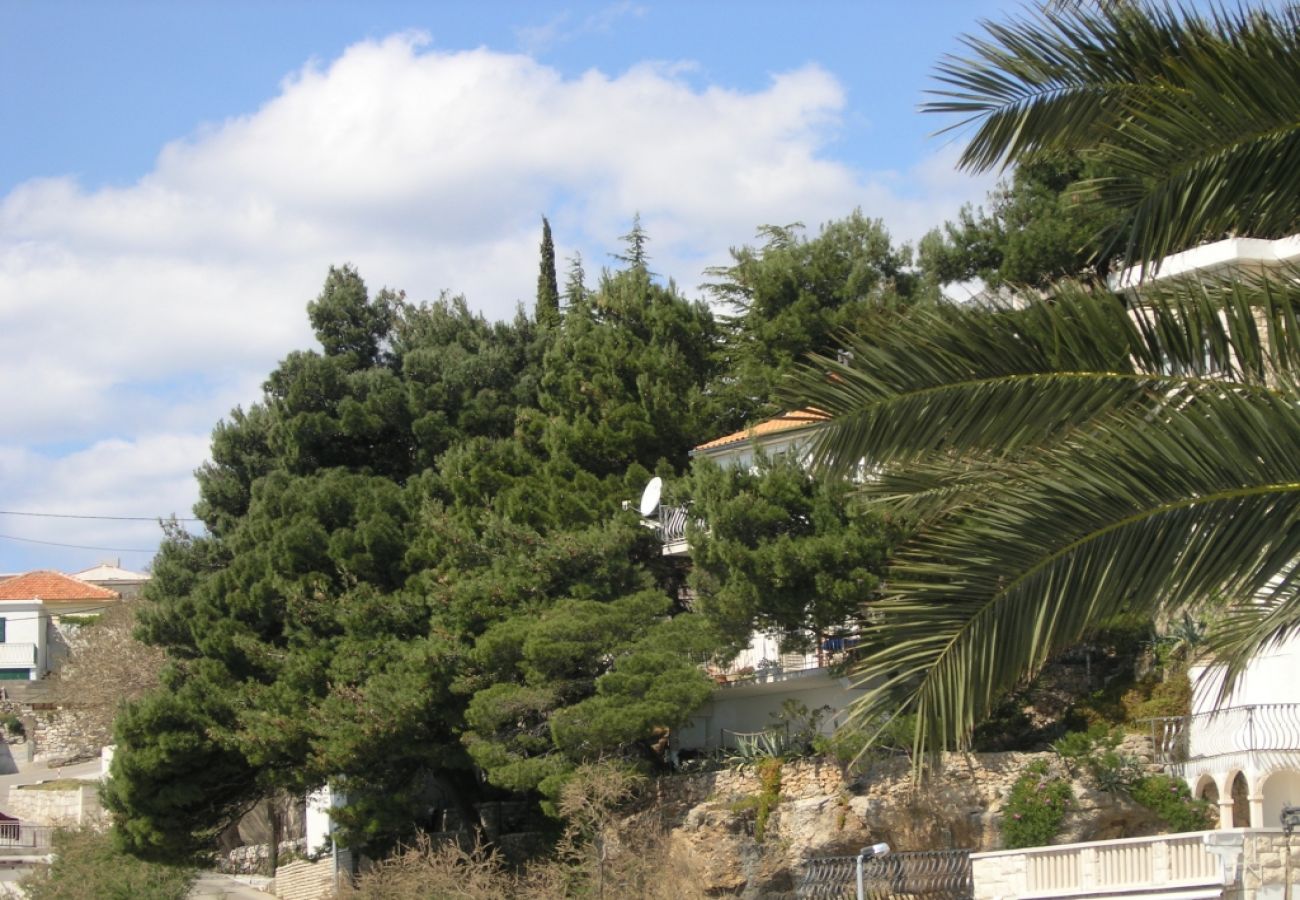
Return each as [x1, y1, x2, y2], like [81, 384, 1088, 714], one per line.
[0, 33, 993, 566]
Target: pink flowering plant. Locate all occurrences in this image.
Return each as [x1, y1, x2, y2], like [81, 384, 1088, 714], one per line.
[1002, 760, 1074, 849]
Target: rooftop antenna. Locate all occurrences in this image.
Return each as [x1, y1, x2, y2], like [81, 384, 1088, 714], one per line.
[639, 477, 663, 518]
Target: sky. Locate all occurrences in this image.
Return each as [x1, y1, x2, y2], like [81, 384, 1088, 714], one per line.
[0, 0, 1011, 574]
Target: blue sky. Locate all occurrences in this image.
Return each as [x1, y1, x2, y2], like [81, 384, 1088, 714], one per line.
[0, 0, 1011, 573]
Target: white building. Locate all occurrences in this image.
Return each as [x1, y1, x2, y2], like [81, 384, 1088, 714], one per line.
[0, 571, 121, 680]
[655, 409, 869, 752]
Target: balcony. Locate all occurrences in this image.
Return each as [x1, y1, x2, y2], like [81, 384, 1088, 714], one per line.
[0, 644, 37, 669]
[653, 504, 697, 556]
[1145, 704, 1300, 766]
[698, 631, 860, 690]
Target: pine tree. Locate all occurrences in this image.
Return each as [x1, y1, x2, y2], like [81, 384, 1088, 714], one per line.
[536, 217, 560, 327]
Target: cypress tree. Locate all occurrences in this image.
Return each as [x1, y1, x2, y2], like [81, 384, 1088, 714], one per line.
[536, 217, 560, 326]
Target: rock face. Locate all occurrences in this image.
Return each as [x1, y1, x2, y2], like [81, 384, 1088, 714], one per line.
[653, 739, 1169, 897]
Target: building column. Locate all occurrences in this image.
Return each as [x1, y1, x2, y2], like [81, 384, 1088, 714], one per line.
[1249, 793, 1266, 828]
[1219, 798, 1236, 830]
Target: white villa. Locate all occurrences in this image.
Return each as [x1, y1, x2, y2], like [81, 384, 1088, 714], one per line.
[0, 570, 123, 680]
[651, 408, 870, 752]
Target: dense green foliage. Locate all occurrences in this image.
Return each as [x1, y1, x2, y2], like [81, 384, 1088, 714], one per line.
[685, 454, 900, 650]
[1001, 761, 1073, 850]
[108, 217, 906, 860]
[924, 2, 1300, 272]
[22, 828, 195, 900]
[793, 1, 1300, 761]
[1129, 775, 1216, 833]
[706, 212, 934, 423]
[919, 152, 1120, 289]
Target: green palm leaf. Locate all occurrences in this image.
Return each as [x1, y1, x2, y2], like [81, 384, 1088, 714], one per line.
[787, 271, 1300, 757]
[926, 3, 1300, 270]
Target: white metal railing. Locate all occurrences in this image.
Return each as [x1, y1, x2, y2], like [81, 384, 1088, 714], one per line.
[1188, 704, 1300, 759]
[0, 644, 36, 668]
[975, 831, 1223, 898]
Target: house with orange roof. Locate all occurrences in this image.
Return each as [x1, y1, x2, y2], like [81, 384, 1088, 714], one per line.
[645, 409, 869, 754]
[0, 571, 121, 681]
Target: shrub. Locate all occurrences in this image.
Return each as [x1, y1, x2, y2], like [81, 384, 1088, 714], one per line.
[0, 714, 24, 737]
[1129, 775, 1216, 832]
[753, 758, 783, 843]
[21, 827, 194, 900]
[1001, 761, 1073, 849]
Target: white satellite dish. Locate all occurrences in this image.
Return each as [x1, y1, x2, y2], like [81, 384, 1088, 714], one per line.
[639, 477, 663, 518]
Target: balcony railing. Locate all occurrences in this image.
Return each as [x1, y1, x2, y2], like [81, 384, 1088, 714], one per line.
[698, 631, 860, 687]
[0, 644, 36, 668]
[972, 831, 1222, 899]
[1143, 703, 1300, 765]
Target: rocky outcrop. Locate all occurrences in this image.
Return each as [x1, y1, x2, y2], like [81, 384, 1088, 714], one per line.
[654, 738, 1168, 897]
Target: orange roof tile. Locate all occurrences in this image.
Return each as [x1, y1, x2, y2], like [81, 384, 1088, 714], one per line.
[692, 409, 829, 453]
[0, 571, 119, 602]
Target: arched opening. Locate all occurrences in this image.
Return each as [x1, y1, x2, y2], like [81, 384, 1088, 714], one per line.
[1196, 775, 1219, 806]
[1231, 772, 1250, 827]
[1261, 770, 1300, 829]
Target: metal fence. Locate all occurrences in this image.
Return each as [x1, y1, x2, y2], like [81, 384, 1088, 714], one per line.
[0, 824, 53, 852]
[795, 849, 973, 899]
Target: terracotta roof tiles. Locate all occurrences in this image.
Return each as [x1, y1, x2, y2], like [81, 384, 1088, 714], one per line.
[0, 571, 120, 602]
[692, 409, 829, 453]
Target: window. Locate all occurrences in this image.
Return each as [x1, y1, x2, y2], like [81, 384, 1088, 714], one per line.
[0, 618, 7, 643]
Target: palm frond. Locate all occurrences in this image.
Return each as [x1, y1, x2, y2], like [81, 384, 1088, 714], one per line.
[847, 389, 1300, 754]
[926, 3, 1300, 269]
[787, 270, 1300, 478]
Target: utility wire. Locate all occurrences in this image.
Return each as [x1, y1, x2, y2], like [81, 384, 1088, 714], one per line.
[0, 510, 201, 523]
[0, 532, 155, 554]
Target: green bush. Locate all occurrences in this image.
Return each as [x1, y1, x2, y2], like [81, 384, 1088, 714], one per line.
[753, 758, 783, 843]
[21, 827, 194, 900]
[0, 714, 24, 737]
[1129, 775, 1216, 832]
[1001, 761, 1073, 849]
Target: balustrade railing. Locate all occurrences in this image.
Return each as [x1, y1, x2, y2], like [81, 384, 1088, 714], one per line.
[1143, 703, 1300, 764]
[976, 831, 1220, 897]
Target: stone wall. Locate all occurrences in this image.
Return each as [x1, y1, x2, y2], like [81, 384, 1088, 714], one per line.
[31, 707, 102, 766]
[7, 782, 100, 827]
[275, 850, 352, 900]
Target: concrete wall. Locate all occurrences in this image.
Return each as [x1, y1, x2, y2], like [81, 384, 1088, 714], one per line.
[7, 782, 100, 826]
[1191, 632, 1300, 714]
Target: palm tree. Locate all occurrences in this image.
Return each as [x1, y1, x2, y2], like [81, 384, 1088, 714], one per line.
[794, 1, 1300, 757]
[926, 2, 1300, 272]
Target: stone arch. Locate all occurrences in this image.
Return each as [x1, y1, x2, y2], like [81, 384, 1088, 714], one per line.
[1194, 773, 1220, 805]
[1258, 769, 1300, 829]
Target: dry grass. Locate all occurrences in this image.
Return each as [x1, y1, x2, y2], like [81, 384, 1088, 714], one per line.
[344, 762, 706, 899]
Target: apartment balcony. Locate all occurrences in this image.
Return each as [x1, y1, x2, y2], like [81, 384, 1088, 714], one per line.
[1147, 704, 1300, 768]
[0, 644, 37, 669]
[653, 504, 697, 556]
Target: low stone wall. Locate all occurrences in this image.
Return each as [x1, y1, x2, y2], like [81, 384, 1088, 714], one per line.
[7, 782, 100, 826]
[32, 707, 102, 766]
[275, 850, 352, 900]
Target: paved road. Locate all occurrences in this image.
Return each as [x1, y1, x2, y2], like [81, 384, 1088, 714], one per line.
[0, 753, 102, 811]
[188, 871, 278, 899]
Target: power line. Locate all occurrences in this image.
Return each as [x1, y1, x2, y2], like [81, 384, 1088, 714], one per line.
[0, 530, 154, 551]
[0, 510, 201, 523]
